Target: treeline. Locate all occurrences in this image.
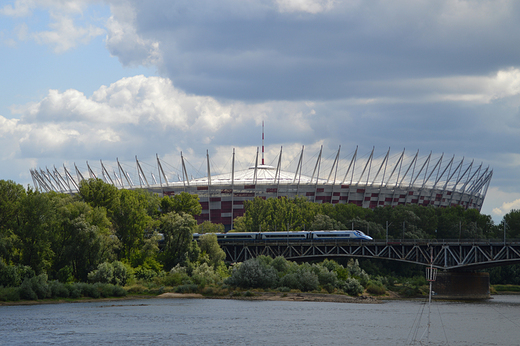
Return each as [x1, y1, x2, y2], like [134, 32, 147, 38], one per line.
[234, 196, 514, 240]
[0, 179, 221, 286]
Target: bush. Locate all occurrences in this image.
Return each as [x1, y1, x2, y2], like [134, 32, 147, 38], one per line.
[366, 281, 386, 295]
[0, 263, 35, 287]
[155, 271, 191, 287]
[311, 264, 339, 288]
[49, 280, 70, 298]
[296, 268, 319, 292]
[0, 286, 20, 301]
[343, 278, 364, 296]
[175, 284, 199, 293]
[270, 257, 290, 274]
[225, 259, 278, 289]
[19, 274, 50, 300]
[57, 266, 74, 284]
[88, 261, 128, 286]
[278, 268, 319, 292]
[192, 263, 221, 285]
[134, 266, 157, 281]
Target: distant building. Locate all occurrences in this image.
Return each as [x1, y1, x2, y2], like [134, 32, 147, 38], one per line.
[31, 146, 493, 231]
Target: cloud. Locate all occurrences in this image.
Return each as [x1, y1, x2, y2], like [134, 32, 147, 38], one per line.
[8, 75, 318, 164]
[488, 187, 520, 218]
[33, 12, 104, 53]
[2, 0, 105, 52]
[98, 0, 520, 101]
[105, 2, 160, 66]
[275, 0, 339, 14]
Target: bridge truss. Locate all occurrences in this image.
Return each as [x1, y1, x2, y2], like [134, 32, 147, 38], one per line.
[220, 240, 520, 270]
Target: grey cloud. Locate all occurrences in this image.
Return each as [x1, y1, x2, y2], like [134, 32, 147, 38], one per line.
[113, 0, 520, 101]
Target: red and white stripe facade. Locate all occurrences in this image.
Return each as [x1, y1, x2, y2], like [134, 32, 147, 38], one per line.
[31, 146, 493, 229]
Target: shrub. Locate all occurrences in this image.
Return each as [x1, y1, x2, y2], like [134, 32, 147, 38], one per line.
[270, 256, 290, 274]
[225, 259, 278, 289]
[57, 266, 74, 284]
[297, 268, 319, 292]
[278, 268, 319, 292]
[0, 286, 20, 301]
[192, 263, 221, 285]
[0, 263, 35, 287]
[279, 273, 299, 290]
[134, 266, 157, 281]
[343, 278, 364, 296]
[156, 271, 191, 287]
[88, 261, 128, 286]
[175, 284, 199, 293]
[19, 274, 51, 300]
[311, 264, 339, 288]
[49, 280, 70, 298]
[366, 281, 386, 295]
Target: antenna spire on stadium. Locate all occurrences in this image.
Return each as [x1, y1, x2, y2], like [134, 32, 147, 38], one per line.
[262, 121, 265, 165]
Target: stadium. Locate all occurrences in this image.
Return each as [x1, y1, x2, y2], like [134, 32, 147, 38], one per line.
[30, 142, 493, 231]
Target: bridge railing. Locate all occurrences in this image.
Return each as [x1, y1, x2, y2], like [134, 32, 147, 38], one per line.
[373, 238, 520, 245]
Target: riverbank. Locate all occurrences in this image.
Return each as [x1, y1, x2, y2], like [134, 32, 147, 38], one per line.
[0, 290, 387, 306]
[157, 291, 382, 303]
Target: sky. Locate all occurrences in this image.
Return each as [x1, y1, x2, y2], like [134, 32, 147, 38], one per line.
[1, 0, 520, 222]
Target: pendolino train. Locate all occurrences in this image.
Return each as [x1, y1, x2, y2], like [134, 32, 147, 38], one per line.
[192, 230, 373, 242]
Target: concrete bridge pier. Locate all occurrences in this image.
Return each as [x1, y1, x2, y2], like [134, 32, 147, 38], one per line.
[433, 271, 490, 300]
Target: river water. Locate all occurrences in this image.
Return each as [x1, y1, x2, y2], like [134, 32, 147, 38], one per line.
[1, 295, 520, 346]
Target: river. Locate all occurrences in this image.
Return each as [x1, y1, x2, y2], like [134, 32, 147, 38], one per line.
[1, 295, 520, 345]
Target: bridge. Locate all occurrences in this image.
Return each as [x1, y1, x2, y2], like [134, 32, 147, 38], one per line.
[219, 239, 520, 270]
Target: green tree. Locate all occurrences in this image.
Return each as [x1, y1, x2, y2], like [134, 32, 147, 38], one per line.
[78, 179, 120, 217]
[198, 233, 226, 267]
[158, 212, 198, 270]
[198, 220, 224, 233]
[0, 180, 26, 263]
[502, 209, 520, 239]
[160, 192, 202, 216]
[52, 199, 117, 281]
[111, 189, 153, 260]
[310, 214, 346, 230]
[13, 190, 59, 274]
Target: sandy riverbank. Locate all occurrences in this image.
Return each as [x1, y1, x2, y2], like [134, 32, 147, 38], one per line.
[157, 291, 383, 303]
[1, 291, 387, 306]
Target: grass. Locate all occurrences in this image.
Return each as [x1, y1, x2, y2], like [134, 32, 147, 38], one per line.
[492, 284, 520, 293]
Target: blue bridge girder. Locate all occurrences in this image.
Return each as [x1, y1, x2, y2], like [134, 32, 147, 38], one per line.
[219, 239, 520, 270]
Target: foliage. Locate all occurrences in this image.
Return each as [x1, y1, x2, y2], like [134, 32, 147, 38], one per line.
[160, 192, 202, 216]
[225, 258, 279, 289]
[198, 233, 226, 268]
[343, 277, 364, 296]
[365, 280, 386, 295]
[87, 261, 129, 286]
[0, 261, 35, 287]
[198, 221, 224, 233]
[158, 212, 199, 270]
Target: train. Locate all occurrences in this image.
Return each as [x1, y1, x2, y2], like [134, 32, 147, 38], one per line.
[192, 230, 373, 242]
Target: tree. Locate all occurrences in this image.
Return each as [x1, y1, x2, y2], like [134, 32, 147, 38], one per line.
[160, 192, 202, 216]
[158, 212, 198, 270]
[52, 200, 117, 281]
[111, 189, 153, 260]
[502, 209, 520, 239]
[78, 179, 119, 218]
[310, 214, 346, 230]
[198, 233, 226, 267]
[198, 221, 224, 233]
[0, 180, 26, 263]
[13, 190, 59, 274]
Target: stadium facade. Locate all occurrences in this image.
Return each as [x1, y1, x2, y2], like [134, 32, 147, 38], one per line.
[31, 146, 493, 230]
